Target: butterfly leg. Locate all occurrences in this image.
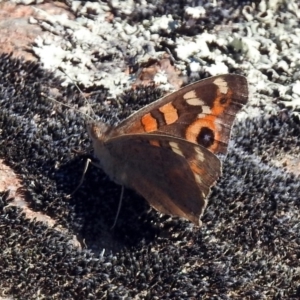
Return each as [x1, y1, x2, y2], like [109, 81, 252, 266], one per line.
[69, 158, 91, 196]
[110, 185, 124, 230]
[69, 157, 105, 197]
[68, 158, 91, 196]
[68, 153, 125, 229]
[69, 157, 124, 229]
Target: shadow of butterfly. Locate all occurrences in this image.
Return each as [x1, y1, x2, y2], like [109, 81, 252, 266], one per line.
[86, 74, 248, 226]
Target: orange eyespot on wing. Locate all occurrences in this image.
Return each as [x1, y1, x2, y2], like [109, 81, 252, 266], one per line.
[186, 117, 217, 147]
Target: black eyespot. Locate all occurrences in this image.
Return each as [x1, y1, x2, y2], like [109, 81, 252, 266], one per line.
[220, 96, 227, 105]
[197, 127, 215, 148]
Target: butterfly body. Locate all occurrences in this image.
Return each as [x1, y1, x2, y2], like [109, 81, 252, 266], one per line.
[87, 122, 124, 185]
[87, 74, 248, 226]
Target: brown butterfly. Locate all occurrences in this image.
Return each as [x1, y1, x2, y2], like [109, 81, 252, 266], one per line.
[87, 74, 248, 226]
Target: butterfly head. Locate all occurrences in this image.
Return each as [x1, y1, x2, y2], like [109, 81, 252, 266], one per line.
[86, 121, 111, 144]
[86, 121, 118, 178]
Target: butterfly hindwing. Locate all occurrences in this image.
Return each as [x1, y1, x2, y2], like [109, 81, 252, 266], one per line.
[111, 74, 248, 156]
[105, 133, 221, 225]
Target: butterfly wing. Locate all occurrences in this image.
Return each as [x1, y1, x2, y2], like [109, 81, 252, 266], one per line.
[104, 133, 221, 225]
[111, 74, 248, 156]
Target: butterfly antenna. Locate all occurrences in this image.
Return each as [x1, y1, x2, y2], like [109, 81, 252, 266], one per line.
[110, 186, 124, 230]
[41, 92, 96, 123]
[57, 67, 98, 121]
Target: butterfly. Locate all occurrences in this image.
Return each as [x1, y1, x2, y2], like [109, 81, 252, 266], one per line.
[87, 74, 248, 226]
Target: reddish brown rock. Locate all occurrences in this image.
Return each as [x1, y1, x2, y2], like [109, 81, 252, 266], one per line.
[0, 2, 73, 60]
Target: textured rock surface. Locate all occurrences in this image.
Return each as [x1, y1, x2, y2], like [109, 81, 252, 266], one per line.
[0, 0, 300, 299]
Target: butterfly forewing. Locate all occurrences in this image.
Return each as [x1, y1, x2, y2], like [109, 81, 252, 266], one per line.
[111, 74, 248, 156]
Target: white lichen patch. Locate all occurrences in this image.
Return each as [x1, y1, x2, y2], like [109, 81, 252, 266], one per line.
[22, 0, 300, 112]
[185, 6, 206, 19]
